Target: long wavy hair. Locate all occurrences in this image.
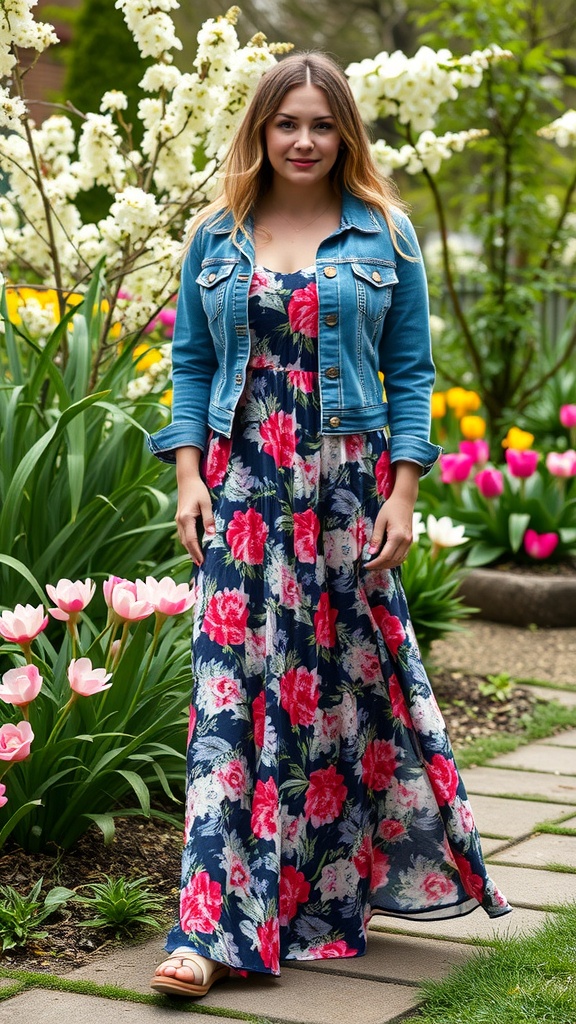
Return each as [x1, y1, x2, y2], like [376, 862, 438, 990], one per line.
[184, 52, 408, 252]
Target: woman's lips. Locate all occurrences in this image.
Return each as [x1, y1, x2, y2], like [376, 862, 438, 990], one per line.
[289, 159, 318, 167]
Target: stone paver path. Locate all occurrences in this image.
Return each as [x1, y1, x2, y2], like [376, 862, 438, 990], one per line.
[2, 682, 576, 1024]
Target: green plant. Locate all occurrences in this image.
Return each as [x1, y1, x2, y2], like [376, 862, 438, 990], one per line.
[478, 672, 515, 701]
[0, 878, 74, 951]
[74, 874, 167, 936]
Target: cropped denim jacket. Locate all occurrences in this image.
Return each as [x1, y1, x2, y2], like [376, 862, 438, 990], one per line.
[147, 191, 442, 474]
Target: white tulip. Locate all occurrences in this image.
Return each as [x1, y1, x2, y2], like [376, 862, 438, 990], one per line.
[426, 514, 468, 549]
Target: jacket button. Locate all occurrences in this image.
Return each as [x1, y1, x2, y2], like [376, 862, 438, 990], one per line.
[235, 373, 242, 385]
[325, 366, 339, 379]
[329, 416, 341, 428]
[207, 272, 217, 283]
[324, 266, 337, 278]
[324, 313, 338, 327]
[371, 270, 382, 282]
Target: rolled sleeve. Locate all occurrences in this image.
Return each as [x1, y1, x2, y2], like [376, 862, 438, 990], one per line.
[146, 421, 208, 464]
[388, 433, 442, 476]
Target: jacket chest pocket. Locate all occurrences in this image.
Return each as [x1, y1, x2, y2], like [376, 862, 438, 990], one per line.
[196, 262, 237, 324]
[352, 263, 398, 323]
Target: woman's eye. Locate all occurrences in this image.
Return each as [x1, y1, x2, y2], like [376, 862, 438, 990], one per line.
[277, 120, 294, 130]
[315, 123, 333, 131]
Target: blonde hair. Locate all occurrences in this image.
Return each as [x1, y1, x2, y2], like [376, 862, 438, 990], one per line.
[185, 52, 408, 252]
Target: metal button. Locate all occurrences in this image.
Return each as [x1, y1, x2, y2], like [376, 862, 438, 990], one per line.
[329, 416, 341, 428]
[371, 270, 382, 283]
[207, 272, 217, 283]
[235, 373, 242, 385]
[325, 366, 339, 379]
[324, 313, 338, 327]
[324, 266, 337, 278]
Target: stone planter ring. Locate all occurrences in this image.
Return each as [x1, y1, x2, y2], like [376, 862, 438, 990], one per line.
[459, 568, 576, 628]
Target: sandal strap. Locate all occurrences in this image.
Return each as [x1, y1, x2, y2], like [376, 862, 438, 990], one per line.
[161, 951, 216, 985]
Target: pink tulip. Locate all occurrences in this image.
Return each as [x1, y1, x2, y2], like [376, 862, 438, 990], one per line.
[110, 583, 154, 622]
[46, 578, 95, 621]
[0, 604, 48, 645]
[560, 404, 576, 428]
[143, 316, 160, 334]
[523, 529, 559, 560]
[0, 783, 7, 807]
[103, 575, 129, 608]
[0, 721, 34, 761]
[505, 448, 539, 478]
[546, 450, 576, 477]
[475, 467, 504, 499]
[135, 576, 195, 617]
[157, 307, 176, 338]
[459, 440, 490, 466]
[0, 665, 43, 706]
[68, 657, 112, 697]
[439, 452, 475, 484]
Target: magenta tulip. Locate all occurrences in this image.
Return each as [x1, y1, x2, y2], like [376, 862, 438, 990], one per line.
[523, 529, 559, 560]
[0, 783, 7, 807]
[158, 307, 176, 338]
[546, 450, 576, 478]
[475, 467, 504, 499]
[559, 404, 576, 428]
[0, 604, 49, 645]
[0, 721, 34, 761]
[46, 578, 96, 621]
[439, 452, 475, 484]
[459, 440, 490, 466]
[68, 658, 112, 697]
[505, 448, 539, 478]
[135, 576, 195, 617]
[0, 665, 43, 706]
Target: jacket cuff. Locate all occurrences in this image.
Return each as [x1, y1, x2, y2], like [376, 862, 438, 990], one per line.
[389, 434, 443, 477]
[147, 422, 208, 464]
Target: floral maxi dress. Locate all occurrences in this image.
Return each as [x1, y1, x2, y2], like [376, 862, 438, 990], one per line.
[166, 266, 511, 975]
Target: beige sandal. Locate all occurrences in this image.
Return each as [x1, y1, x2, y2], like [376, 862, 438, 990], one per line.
[150, 950, 230, 997]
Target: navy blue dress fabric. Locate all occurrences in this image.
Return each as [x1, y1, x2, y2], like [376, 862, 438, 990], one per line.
[165, 266, 511, 975]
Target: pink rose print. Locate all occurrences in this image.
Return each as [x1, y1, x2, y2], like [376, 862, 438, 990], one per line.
[361, 738, 399, 791]
[375, 449, 395, 498]
[226, 508, 268, 564]
[229, 855, 251, 892]
[426, 753, 460, 805]
[453, 852, 485, 903]
[217, 758, 247, 802]
[378, 819, 406, 841]
[249, 268, 271, 296]
[288, 369, 316, 393]
[287, 282, 319, 338]
[353, 835, 372, 878]
[421, 871, 457, 902]
[357, 648, 382, 683]
[202, 588, 249, 646]
[304, 765, 347, 827]
[388, 673, 412, 728]
[260, 410, 297, 468]
[457, 801, 475, 834]
[314, 592, 338, 648]
[280, 665, 320, 727]
[208, 675, 241, 708]
[372, 606, 407, 658]
[279, 864, 311, 925]
[251, 776, 279, 840]
[280, 566, 301, 609]
[257, 916, 280, 973]
[309, 940, 358, 959]
[345, 434, 364, 462]
[252, 690, 266, 748]
[186, 706, 197, 747]
[293, 508, 320, 563]
[370, 848, 391, 889]
[180, 871, 223, 934]
[204, 435, 232, 488]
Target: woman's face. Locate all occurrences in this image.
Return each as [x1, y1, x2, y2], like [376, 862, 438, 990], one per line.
[264, 84, 342, 188]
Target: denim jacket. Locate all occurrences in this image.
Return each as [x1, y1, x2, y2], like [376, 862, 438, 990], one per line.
[147, 191, 442, 473]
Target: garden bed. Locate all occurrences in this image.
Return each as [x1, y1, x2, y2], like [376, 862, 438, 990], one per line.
[460, 561, 576, 627]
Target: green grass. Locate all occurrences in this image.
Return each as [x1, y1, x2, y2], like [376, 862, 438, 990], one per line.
[453, 699, 576, 770]
[413, 904, 576, 1024]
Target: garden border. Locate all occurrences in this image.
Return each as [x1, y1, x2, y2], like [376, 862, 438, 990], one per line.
[459, 569, 576, 627]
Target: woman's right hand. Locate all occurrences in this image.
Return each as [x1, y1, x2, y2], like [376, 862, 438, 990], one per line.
[175, 447, 215, 565]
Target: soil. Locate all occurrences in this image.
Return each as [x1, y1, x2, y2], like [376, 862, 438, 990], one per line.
[0, 670, 547, 976]
[491, 559, 576, 577]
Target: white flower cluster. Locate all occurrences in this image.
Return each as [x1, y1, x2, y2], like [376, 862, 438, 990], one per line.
[372, 128, 489, 176]
[126, 343, 172, 399]
[538, 110, 576, 148]
[0, 0, 59, 131]
[346, 44, 511, 133]
[114, 0, 182, 61]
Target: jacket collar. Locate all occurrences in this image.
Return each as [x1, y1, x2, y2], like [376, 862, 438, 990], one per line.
[206, 190, 381, 236]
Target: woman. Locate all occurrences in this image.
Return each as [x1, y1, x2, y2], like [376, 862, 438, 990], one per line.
[148, 52, 510, 998]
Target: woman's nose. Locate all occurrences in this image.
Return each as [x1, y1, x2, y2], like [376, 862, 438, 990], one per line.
[294, 130, 314, 150]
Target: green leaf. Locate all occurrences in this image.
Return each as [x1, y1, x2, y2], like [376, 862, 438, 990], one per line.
[0, 800, 42, 847]
[83, 813, 116, 845]
[465, 542, 507, 567]
[508, 512, 531, 553]
[0, 556, 46, 603]
[114, 770, 151, 815]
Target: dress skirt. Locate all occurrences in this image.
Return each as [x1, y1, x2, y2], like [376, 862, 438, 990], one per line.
[165, 266, 511, 975]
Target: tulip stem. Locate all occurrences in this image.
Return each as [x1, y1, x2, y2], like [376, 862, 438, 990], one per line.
[122, 617, 163, 725]
[46, 694, 78, 745]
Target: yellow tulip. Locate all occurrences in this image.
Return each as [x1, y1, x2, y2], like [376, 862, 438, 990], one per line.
[160, 388, 173, 407]
[445, 387, 482, 419]
[460, 414, 486, 440]
[501, 426, 534, 450]
[132, 343, 163, 371]
[431, 392, 447, 419]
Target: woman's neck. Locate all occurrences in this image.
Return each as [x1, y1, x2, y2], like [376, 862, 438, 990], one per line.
[261, 179, 339, 220]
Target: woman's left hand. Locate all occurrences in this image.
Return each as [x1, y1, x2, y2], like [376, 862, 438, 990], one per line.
[364, 460, 420, 570]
